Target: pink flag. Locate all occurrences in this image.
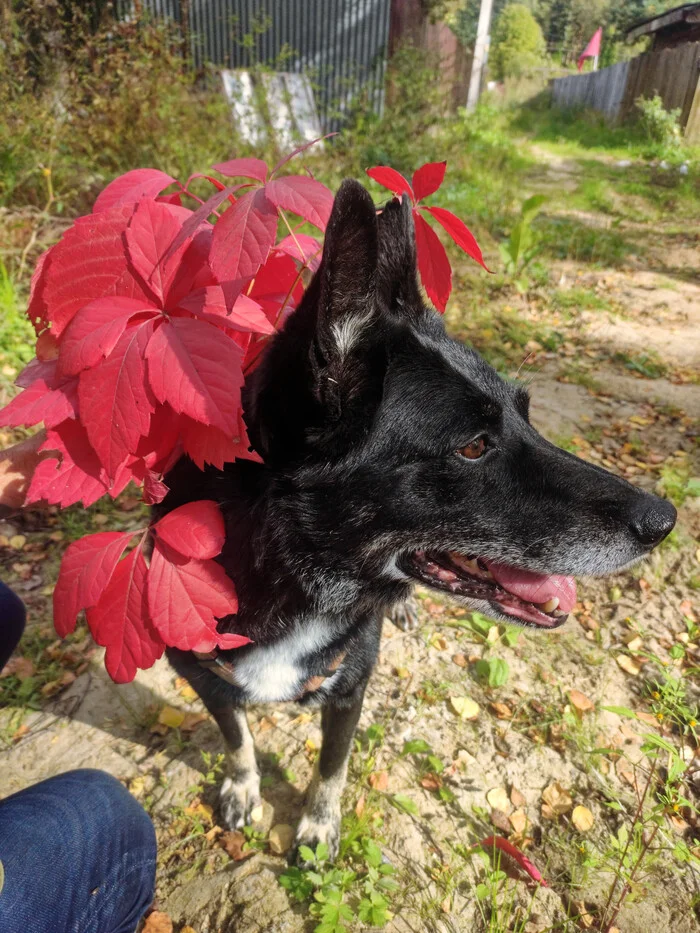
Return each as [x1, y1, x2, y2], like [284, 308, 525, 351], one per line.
[577, 27, 602, 72]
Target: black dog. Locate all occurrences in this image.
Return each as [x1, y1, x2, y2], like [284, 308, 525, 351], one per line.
[163, 179, 676, 860]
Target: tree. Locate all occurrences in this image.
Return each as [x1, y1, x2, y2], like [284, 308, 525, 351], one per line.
[490, 3, 547, 80]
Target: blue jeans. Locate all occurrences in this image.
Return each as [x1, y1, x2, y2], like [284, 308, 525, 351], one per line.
[0, 582, 157, 932]
[0, 579, 26, 671]
[0, 769, 157, 933]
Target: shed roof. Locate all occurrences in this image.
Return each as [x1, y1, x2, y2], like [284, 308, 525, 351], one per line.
[626, 2, 700, 42]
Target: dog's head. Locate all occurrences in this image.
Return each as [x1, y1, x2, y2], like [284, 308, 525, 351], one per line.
[246, 179, 675, 628]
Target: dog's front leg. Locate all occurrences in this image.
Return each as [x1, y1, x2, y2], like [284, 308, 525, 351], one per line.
[209, 705, 261, 829]
[295, 686, 366, 863]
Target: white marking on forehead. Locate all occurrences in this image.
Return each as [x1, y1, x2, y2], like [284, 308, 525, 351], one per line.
[231, 616, 341, 703]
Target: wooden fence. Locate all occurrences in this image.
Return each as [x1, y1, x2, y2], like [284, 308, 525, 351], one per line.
[551, 42, 700, 141]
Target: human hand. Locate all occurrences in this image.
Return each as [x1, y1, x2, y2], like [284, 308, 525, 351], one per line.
[0, 431, 49, 517]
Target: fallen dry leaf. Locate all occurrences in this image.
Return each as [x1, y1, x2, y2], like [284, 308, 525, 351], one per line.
[486, 787, 511, 813]
[0, 656, 35, 680]
[180, 712, 209, 732]
[569, 690, 594, 714]
[204, 825, 223, 843]
[184, 800, 213, 824]
[143, 911, 173, 933]
[250, 804, 264, 823]
[12, 724, 29, 743]
[449, 696, 479, 721]
[219, 830, 253, 861]
[9, 534, 26, 550]
[571, 805, 594, 832]
[490, 808, 511, 833]
[269, 823, 295, 855]
[369, 770, 389, 791]
[158, 706, 186, 729]
[616, 654, 642, 676]
[181, 927, 198, 933]
[510, 786, 526, 808]
[490, 701, 513, 720]
[394, 666, 411, 679]
[420, 773, 443, 791]
[452, 653, 467, 668]
[541, 781, 572, 819]
[510, 808, 527, 834]
[355, 794, 366, 817]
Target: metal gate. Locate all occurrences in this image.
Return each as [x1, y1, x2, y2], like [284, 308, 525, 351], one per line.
[114, 0, 392, 132]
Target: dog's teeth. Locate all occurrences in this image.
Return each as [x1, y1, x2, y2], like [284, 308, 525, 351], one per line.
[451, 554, 479, 573]
[553, 609, 567, 618]
[437, 568, 458, 582]
[425, 562, 440, 573]
[539, 598, 559, 613]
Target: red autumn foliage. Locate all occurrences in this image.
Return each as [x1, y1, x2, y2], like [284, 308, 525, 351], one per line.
[1, 146, 485, 682]
[366, 160, 490, 311]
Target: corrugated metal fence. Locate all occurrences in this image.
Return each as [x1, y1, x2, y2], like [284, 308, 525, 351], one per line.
[551, 42, 700, 140]
[114, 0, 392, 132]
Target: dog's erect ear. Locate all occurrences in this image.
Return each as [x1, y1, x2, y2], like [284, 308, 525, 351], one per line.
[315, 178, 378, 363]
[377, 194, 422, 310]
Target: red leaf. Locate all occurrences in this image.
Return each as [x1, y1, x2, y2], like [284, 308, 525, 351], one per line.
[366, 167, 414, 202]
[412, 161, 447, 202]
[79, 320, 157, 479]
[166, 228, 217, 309]
[0, 364, 78, 428]
[146, 317, 244, 436]
[209, 188, 278, 284]
[264, 176, 334, 231]
[157, 192, 183, 206]
[143, 470, 169, 504]
[152, 500, 225, 560]
[58, 297, 159, 376]
[180, 414, 261, 470]
[125, 200, 194, 306]
[249, 253, 303, 326]
[16, 358, 55, 388]
[86, 543, 165, 683]
[212, 157, 268, 183]
[135, 403, 182, 472]
[479, 836, 549, 887]
[53, 531, 135, 636]
[147, 539, 247, 652]
[177, 287, 274, 335]
[160, 185, 250, 271]
[43, 205, 152, 337]
[93, 168, 177, 213]
[422, 206, 490, 272]
[413, 211, 452, 313]
[274, 233, 322, 269]
[26, 419, 109, 508]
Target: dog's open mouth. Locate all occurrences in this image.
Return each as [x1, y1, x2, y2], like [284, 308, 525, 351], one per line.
[405, 551, 577, 629]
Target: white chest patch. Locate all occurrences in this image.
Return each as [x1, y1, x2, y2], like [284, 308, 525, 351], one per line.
[231, 618, 341, 703]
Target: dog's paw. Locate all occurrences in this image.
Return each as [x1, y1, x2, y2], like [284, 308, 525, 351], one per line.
[386, 594, 420, 633]
[292, 811, 341, 866]
[219, 772, 262, 830]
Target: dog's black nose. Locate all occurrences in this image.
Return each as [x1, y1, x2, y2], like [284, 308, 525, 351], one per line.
[629, 496, 676, 547]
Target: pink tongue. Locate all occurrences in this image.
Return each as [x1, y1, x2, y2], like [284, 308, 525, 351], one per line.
[484, 561, 577, 613]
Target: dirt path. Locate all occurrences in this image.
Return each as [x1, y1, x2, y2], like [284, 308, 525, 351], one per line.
[1, 141, 699, 933]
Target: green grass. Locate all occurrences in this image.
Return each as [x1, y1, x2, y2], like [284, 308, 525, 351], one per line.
[0, 263, 34, 374]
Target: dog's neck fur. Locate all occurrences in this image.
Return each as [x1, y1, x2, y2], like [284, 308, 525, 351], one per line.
[164, 454, 410, 647]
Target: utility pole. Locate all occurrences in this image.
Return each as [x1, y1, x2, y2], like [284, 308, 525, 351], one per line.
[467, 0, 495, 111]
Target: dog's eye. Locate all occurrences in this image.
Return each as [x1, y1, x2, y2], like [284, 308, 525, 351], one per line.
[458, 437, 487, 460]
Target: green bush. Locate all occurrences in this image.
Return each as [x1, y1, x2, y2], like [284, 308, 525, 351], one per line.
[490, 4, 547, 82]
[635, 94, 682, 157]
[0, 5, 237, 215]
